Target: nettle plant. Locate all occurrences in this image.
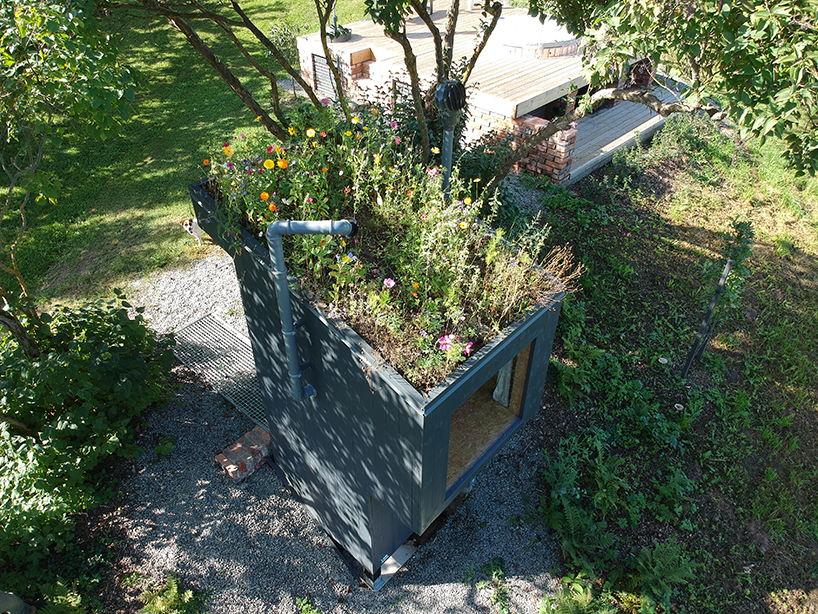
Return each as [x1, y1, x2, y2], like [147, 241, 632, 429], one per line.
[201, 102, 579, 391]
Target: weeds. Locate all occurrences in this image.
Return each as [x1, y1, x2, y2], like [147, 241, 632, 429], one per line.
[539, 113, 818, 613]
[477, 558, 512, 614]
[138, 575, 207, 614]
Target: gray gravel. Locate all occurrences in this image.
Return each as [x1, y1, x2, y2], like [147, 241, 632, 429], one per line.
[121, 248, 560, 614]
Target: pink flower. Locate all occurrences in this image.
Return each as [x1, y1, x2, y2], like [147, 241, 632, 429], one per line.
[427, 167, 440, 176]
[267, 145, 274, 153]
[463, 342, 473, 356]
[390, 121, 398, 129]
[321, 98, 330, 106]
[438, 335, 454, 351]
[383, 278, 395, 288]
[395, 136, 401, 145]
[420, 213, 426, 220]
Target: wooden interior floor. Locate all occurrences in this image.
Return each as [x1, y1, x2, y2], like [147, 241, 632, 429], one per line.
[446, 375, 519, 488]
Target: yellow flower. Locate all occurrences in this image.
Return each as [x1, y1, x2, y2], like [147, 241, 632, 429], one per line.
[277, 158, 288, 169]
[223, 145, 234, 157]
[355, 133, 362, 140]
[288, 126, 296, 135]
[255, 115, 262, 121]
[459, 221, 468, 230]
[263, 159, 275, 169]
[473, 177, 481, 183]
[312, 141, 318, 148]
[306, 127, 316, 137]
[431, 147, 440, 154]
[345, 131, 352, 137]
[464, 197, 472, 205]
[341, 240, 346, 247]
[260, 191, 270, 200]
[412, 282, 419, 289]
[341, 255, 351, 263]
[374, 153, 381, 164]
[363, 126, 368, 131]
[352, 116, 360, 124]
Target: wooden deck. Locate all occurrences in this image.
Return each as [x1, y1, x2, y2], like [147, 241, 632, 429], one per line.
[305, 1, 586, 116]
[567, 86, 680, 185]
[305, 4, 680, 182]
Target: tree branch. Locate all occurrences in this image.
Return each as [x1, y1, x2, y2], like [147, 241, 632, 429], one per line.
[205, 7, 288, 126]
[441, 0, 461, 78]
[410, 0, 445, 80]
[0, 310, 40, 358]
[314, 0, 352, 122]
[164, 14, 288, 141]
[461, 2, 501, 85]
[228, 0, 324, 111]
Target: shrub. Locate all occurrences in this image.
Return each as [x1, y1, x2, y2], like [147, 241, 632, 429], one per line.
[0, 294, 174, 565]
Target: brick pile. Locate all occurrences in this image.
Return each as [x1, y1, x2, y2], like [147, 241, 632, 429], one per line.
[215, 425, 271, 483]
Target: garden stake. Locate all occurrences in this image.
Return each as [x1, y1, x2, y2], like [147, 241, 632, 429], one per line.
[681, 259, 733, 379]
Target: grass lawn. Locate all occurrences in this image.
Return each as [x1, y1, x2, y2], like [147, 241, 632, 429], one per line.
[1, 0, 365, 302]
[1, 1, 818, 612]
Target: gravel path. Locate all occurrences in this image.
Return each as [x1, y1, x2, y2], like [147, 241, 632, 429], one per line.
[120, 248, 561, 614]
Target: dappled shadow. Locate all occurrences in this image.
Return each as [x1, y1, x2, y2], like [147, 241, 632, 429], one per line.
[23, 9, 282, 299]
[121, 359, 561, 614]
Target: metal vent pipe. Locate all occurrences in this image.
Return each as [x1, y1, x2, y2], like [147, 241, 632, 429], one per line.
[266, 218, 359, 400]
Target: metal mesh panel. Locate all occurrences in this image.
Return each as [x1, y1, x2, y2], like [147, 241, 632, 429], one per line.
[174, 314, 267, 429]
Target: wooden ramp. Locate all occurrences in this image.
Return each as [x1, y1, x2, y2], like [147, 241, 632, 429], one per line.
[567, 87, 679, 185]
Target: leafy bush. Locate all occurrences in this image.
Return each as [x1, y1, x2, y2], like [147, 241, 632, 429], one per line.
[0, 294, 174, 565]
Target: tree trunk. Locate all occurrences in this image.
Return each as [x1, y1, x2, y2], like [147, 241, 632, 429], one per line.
[166, 15, 289, 142]
[384, 28, 431, 163]
[0, 310, 40, 358]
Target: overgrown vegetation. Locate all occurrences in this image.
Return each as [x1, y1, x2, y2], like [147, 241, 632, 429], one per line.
[534, 113, 818, 613]
[0, 294, 173, 607]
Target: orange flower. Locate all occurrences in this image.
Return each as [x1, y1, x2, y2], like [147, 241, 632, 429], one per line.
[268, 203, 277, 212]
[322, 167, 328, 173]
[263, 159, 275, 169]
[203, 159, 209, 166]
[223, 145, 234, 157]
[277, 159, 288, 169]
[260, 191, 270, 200]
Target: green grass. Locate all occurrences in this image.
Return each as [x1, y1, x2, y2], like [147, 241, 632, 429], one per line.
[1, 0, 365, 303]
[533, 114, 818, 614]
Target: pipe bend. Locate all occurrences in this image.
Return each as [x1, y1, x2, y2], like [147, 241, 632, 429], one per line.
[266, 218, 358, 242]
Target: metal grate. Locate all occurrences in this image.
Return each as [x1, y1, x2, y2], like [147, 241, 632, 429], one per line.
[174, 314, 267, 429]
